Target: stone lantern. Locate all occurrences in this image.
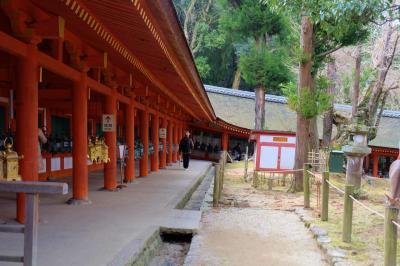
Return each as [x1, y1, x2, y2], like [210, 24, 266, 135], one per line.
[342, 124, 371, 188]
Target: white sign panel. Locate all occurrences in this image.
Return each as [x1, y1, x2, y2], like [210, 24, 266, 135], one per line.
[159, 128, 167, 139]
[280, 147, 296, 169]
[259, 146, 279, 169]
[102, 114, 115, 132]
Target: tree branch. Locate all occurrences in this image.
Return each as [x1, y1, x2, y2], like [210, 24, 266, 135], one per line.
[315, 45, 343, 58]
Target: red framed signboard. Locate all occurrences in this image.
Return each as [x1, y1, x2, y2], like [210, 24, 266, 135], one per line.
[253, 131, 296, 172]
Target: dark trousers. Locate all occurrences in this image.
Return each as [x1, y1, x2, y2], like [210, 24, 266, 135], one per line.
[183, 153, 190, 168]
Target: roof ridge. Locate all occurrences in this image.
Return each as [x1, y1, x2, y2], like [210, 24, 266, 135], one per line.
[204, 84, 400, 119]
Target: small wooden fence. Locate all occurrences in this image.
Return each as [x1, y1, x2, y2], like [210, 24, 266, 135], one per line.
[213, 151, 227, 207]
[0, 181, 68, 266]
[305, 169, 399, 266]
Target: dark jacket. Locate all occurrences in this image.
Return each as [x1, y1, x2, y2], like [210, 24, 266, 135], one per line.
[179, 137, 194, 154]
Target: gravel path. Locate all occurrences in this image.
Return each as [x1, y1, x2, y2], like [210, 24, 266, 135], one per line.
[186, 208, 328, 266]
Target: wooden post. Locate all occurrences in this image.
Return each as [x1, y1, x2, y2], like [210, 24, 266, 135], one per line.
[303, 165, 310, 208]
[24, 194, 39, 266]
[342, 184, 354, 243]
[213, 164, 221, 207]
[125, 103, 135, 181]
[70, 71, 89, 203]
[16, 42, 39, 223]
[243, 146, 249, 182]
[268, 174, 273, 191]
[384, 207, 399, 266]
[104, 93, 117, 190]
[321, 171, 329, 221]
[139, 110, 149, 177]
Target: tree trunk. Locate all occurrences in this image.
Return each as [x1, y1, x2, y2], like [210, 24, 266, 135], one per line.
[254, 86, 265, 130]
[294, 16, 313, 192]
[352, 45, 362, 118]
[232, 67, 241, 89]
[322, 59, 336, 148]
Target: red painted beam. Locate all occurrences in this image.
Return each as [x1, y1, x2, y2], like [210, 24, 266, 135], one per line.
[0, 30, 27, 57]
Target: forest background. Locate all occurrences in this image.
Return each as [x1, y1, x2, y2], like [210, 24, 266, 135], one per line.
[173, 0, 400, 110]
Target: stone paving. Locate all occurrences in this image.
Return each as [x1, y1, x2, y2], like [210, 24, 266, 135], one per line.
[0, 160, 212, 266]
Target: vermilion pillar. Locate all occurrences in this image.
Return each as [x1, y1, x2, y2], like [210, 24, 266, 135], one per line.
[372, 153, 379, 177]
[69, 72, 89, 204]
[104, 94, 117, 190]
[167, 120, 173, 165]
[125, 103, 135, 182]
[222, 131, 229, 151]
[16, 43, 38, 223]
[173, 122, 179, 162]
[151, 113, 159, 172]
[140, 110, 149, 177]
[160, 116, 167, 168]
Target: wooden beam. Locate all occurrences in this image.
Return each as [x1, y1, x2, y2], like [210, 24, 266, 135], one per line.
[0, 181, 68, 194]
[85, 52, 107, 68]
[38, 52, 80, 82]
[33, 16, 65, 39]
[0, 30, 27, 57]
[87, 77, 112, 96]
[39, 89, 71, 99]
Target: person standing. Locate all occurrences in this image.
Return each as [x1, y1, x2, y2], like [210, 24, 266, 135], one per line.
[233, 143, 242, 161]
[179, 131, 194, 169]
[38, 127, 48, 172]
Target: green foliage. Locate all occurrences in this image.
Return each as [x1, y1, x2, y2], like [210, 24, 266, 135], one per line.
[240, 43, 292, 94]
[194, 56, 212, 79]
[264, 0, 387, 73]
[282, 76, 332, 118]
[219, 0, 287, 42]
[340, 66, 377, 104]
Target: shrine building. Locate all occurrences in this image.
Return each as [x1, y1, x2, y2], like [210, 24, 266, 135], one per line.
[0, 0, 248, 223]
[206, 85, 400, 178]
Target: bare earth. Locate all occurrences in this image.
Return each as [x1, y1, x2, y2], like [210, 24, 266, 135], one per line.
[186, 165, 328, 266]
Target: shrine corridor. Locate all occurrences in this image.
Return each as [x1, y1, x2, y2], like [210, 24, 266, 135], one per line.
[0, 160, 211, 266]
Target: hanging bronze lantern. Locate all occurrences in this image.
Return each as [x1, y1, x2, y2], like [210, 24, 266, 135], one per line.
[0, 138, 23, 181]
[87, 137, 110, 164]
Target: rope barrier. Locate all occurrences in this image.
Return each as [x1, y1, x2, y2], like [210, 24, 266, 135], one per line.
[325, 179, 345, 195]
[348, 195, 385, 219]
[257, 169, 304, 174]
[392, 220, 400, 228]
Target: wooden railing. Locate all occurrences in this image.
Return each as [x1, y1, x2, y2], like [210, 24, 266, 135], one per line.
[0, 181, 68, 266]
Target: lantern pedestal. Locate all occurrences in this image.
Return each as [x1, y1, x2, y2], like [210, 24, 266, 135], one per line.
[342, 124, 371, 188]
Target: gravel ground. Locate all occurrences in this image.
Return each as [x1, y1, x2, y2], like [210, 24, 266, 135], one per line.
[149, 242, 190, 266]
[186, 208, 328, 266]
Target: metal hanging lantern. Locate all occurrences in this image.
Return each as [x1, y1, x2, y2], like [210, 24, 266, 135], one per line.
[0, 138, 23, 181]
[88, 137, 110, 164]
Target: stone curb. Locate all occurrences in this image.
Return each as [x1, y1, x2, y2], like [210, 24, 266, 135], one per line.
[294, 208, 352, 266]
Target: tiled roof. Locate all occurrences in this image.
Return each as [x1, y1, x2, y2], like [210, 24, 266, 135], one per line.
[205, 84, 400, 118]
[205, 84, 400, 149]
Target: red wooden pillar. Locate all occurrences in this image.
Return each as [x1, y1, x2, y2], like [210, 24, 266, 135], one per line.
[372, 153, 379, 177]
[140, 110, 149, 177]
[151, 112, 159, 172]
[69, 72, 89, 204]
[172, 122, 178, 162]
[125, 103, 135, 182]
[104, 94, 117, 190]
[222, 131, 229, 151]
[167, 119, 173, 165]
[16, 43, 39, 223]
[160, 116, 167, 168]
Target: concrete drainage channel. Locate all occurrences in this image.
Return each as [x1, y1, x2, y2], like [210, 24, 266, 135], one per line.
[129, 166, 215, 266]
